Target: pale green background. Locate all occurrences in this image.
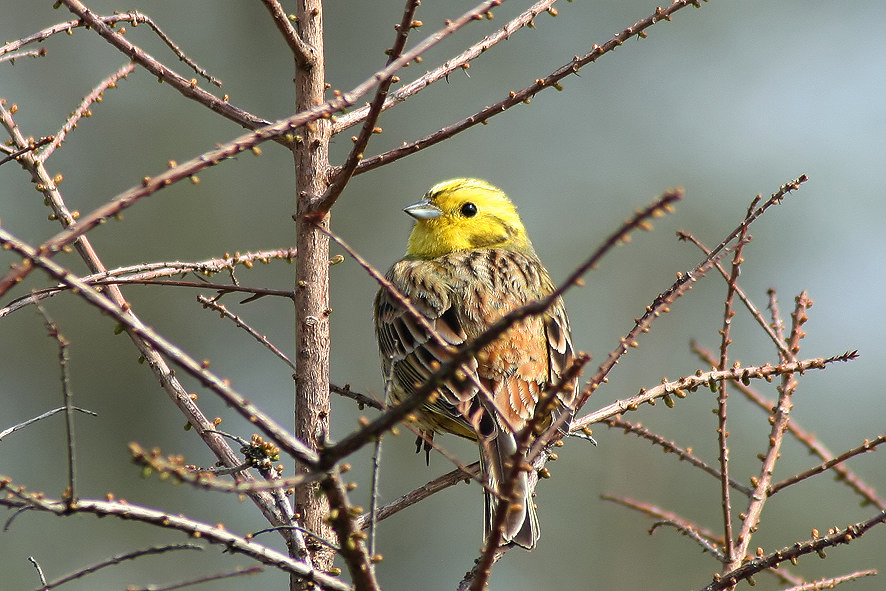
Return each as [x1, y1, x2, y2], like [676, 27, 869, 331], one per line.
[1, 1, 884, 590]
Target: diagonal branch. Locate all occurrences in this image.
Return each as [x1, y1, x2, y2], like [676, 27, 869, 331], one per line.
[701, 511, 886, 591]
[260, 0, 317, 66]
[731, 293, 811, 571]
[317, 0, 422, 214]
[768, 434, 886, 496]
[604, 417, 752, 496]
[34, 544, 202, 591]
[351, 0, 707, 175]
[331, 0, 558, 134]
[576, 176, 807, 411]
[41, 62, 136, 161]
[58, 1, 270, 133]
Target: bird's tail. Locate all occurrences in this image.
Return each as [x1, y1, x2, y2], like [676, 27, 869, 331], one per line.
[481, 433, 539, 550]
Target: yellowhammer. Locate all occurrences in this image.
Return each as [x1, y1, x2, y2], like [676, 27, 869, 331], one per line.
[374, 178, 576, 549]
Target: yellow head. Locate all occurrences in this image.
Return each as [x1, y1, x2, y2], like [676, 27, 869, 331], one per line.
[404, 178, 534, 259]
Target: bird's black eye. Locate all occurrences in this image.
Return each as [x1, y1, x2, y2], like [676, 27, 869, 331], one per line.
[461, 202, 478, 217]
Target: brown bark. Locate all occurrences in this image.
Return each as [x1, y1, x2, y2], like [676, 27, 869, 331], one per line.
[292, 0, 335, 581]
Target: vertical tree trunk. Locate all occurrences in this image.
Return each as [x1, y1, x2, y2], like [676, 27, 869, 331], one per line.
[293, 0, 335, 579]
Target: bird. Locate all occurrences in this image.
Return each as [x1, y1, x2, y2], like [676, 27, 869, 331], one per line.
[374, 178, 577, 549]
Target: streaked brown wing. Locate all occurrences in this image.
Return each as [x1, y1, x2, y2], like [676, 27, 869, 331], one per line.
[375, 249, 576, 440]
[544, 298, 578, 422]
[374, 260, 479, 438]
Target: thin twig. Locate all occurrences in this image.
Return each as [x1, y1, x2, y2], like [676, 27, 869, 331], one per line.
[259, 0, 316, 66]
[41, 62, 136, 160]
[356, 463, 481, 529]
[352, 0, 705, 175]
[603, 417, 752, 496]
[769, 289, 787, 347]
[649, 520, 725, 560]
[125, 566, 262, 591]
[0, 229, 318, 467]
[570, 352, 858, 432]
[330, 383, 383, 411]
[677, 230, 790, 359]
[32, 298, 78, 508]
[0, 47, 46, 64]
[715, 194, 758, 566]
[768, 434, 886, 496]
[332, 0, 558, 134]
[368, 436, 383, 563]
[701, 511, 886, 591]
[197, 295, 295, 370]
[781, 570, 878, 591]
[318, 0, 422, 213]
[602, 495, 723, 556]
[28, 556, 46, 586]
[0, 406, 97, 442]
[34, 544, 202, 591]
[0, 483, 349, 591]
[0, 135, 53, 166]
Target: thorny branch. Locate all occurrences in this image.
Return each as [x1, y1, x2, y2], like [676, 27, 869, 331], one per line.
[352, 0, 708, 175]
[714, 194, 757, 565]
[702, 512, 886, 591]
[692, 343, 885, 510]
[603, 417, 752, 496]
[571, 352, 858, 433]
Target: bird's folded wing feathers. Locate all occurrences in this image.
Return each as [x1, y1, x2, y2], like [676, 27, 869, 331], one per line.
[375, 278, 480, 432]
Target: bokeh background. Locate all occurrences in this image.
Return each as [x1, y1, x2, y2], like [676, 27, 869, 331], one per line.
[2, 1, 884, 589]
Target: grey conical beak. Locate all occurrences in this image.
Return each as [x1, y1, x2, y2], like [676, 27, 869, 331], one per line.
[403, 200, 443, 220]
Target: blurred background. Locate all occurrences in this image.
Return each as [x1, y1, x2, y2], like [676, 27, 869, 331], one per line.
[1, 1, 884, 589]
